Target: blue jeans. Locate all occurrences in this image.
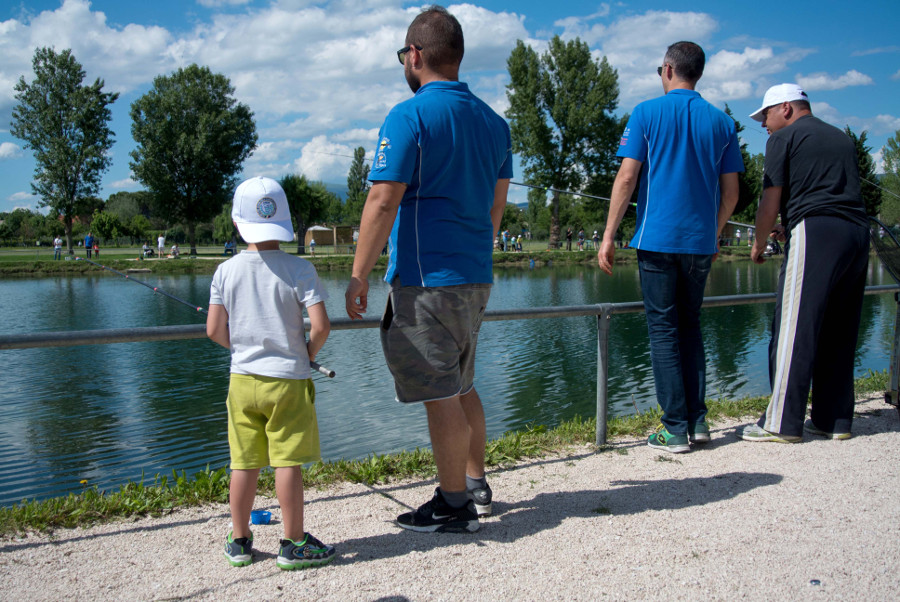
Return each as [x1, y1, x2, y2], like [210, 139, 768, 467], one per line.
[637, 250, 713, 435]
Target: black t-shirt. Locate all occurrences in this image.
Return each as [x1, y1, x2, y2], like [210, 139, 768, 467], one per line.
[763, 114, 867, 231]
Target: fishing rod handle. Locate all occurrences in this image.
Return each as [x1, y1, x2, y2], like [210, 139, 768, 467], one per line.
[310, 361, 335, 378]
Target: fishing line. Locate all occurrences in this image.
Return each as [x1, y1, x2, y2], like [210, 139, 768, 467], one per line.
[74, 256, 336, 378]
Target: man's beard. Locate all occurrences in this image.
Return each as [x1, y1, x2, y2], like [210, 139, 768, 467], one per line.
[404, 61, 421, 93]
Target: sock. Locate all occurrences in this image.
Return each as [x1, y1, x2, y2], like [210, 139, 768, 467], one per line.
[439, 488, 469, 509]
[466, 474, 487, 492]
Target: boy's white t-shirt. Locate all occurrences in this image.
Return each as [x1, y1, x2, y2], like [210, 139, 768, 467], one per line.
[209, 250, 328, 380]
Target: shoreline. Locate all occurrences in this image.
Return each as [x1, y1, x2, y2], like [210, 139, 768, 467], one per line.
[0, 246, 758, 276]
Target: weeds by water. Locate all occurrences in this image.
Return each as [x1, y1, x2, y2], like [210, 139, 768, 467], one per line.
[0, 370, 889, 536]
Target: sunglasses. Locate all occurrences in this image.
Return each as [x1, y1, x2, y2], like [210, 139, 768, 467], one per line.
[397, 45, 423, 65]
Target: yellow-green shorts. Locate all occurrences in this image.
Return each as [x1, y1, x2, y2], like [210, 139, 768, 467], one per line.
[226, 373, 320, 469]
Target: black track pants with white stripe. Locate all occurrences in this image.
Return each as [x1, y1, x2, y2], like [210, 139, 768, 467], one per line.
[760, 215, 869, 437]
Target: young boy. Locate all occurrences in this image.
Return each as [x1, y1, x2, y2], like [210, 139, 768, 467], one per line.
[207, 176, 335, 570]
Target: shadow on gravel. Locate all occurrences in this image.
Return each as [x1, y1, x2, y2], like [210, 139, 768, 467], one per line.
[335, 471, 781, 566]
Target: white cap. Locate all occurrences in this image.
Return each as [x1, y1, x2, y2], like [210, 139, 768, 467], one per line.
[231, 177, 295, 243]
[750, 83, 809, 122]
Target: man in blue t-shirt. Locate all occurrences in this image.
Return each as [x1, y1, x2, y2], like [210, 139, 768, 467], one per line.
[345, 6, 512, 534]
[598, 41, 743, 453]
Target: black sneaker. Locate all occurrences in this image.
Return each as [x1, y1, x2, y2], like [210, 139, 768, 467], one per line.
[397, 488, 480, 533]
[468, 482, 493, 517]
[276, 532, 336, 570]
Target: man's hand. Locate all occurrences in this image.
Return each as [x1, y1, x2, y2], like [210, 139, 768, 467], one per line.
[771, 224, 786, 243]
[598, 239, 616, 275]
[345, 276, 369, 320]
[751, 239, 767, 264]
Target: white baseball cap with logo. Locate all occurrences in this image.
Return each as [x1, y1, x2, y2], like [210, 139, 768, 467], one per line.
[231, 176, 295, 243]
[750, 83, 809, 122]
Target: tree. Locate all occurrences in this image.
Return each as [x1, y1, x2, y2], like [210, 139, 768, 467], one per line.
[91, 210, 122, 245]
[881, 129, 900, 227]
[10, 47, 118, 254]
[279, 173, 335, 254]
[724, 105, 764, 224]
[843, 127, 882, 217]
[129, 64, 257, 255]
[506, 36, 621, 247]
[344, 146, 370, 224]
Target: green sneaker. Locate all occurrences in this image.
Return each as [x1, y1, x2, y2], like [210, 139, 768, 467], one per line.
[739, 424, 801, 443]
[276, 532, 336, 570]
[647, 426, 690, 453]
[804, 420, 851, 440]
[688, 421, 711, 443]
[224, 530, 253, 567]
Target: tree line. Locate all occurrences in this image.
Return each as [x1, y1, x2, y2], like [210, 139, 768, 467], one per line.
[8, 42, 897, 254]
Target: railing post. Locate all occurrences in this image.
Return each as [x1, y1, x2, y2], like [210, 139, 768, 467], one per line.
[596, 304, 612, 446]
[888, 293, 900, 406]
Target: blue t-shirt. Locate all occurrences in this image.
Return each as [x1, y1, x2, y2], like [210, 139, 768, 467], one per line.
[617, 89, 744, 254]
[369, 80, 513, 286]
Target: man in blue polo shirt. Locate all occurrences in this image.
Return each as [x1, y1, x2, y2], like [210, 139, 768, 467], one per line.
[598, 41, 743, 453]
[345, 5, 512, 533]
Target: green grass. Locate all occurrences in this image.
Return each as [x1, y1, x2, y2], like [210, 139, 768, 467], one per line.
[0, 369, 889, 536]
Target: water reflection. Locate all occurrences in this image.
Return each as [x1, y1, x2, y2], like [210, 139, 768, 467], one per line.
[0, 259, 893, 505]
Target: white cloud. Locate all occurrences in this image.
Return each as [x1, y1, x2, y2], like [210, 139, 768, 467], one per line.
[809, 102, 900, 136]
[872, 148, 884, 174]
[0, 142, 22, 159]
[110, 177, 138, 189]
[892, 69, 900, 81]
[851, 46, 900, 57]
[796, 69, 874, 91]
[7, 191, 35, 202]
[197, 0, 252, 7]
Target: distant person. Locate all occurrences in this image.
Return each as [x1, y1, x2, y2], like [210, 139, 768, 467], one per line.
[577, 228, 585, 250]
[566, 227, 573, 251]
[742, 84, 869, 443]
[735, 228, 741, 246]
[53, 236, 62, 260]
[93, 243, 99, 258]
[170, 243, 180, 258]
[224, 240, 235, 256]
[592, 230, 600, 250]
[84, 232, 94, 259]
[598, 41, 743, 452]
[345, 5, 511, 533]
[157, 234, 165, 259]
[207, 176, 335, 569]
[309, 238, 316, 256]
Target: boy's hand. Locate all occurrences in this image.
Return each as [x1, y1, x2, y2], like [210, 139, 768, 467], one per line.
[345, 276, 369, 320]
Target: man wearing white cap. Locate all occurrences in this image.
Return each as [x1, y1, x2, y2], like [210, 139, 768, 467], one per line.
[742, 84, 869, 443]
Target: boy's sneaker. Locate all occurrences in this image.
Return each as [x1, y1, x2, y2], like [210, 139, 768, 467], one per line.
[647, 426, 690, 453]
[468, 482, 493, 517]
[397, 488, 480, 533]
[804, 419, 851, 440]
[739, 424, 801, 443]
[688, 421, 711, 444]
[224, 530, 253, 567]
[276, 533, 336, 570]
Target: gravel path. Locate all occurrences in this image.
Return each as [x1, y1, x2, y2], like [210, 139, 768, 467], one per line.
[2, 394, 899, 601]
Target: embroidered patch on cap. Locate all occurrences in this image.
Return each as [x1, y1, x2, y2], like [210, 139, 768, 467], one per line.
[256, 197, 277, 219]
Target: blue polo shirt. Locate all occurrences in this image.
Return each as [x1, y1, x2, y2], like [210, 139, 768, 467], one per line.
[369, 80, 513, 286]
[617, 89, 744, 254]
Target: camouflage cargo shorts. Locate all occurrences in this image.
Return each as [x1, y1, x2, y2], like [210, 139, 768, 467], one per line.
[380, 282, 491, 403]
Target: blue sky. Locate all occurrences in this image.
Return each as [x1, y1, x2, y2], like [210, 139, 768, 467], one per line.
[1, 0, 898, 213]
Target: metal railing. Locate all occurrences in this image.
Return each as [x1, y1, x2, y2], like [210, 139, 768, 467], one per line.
[1, 285, 898, 445]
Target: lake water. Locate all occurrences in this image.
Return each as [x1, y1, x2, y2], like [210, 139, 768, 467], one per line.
[0, 258, 894, 505]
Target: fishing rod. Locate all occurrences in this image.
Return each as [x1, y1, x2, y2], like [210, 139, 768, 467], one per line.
[74, 256, 336, 378]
